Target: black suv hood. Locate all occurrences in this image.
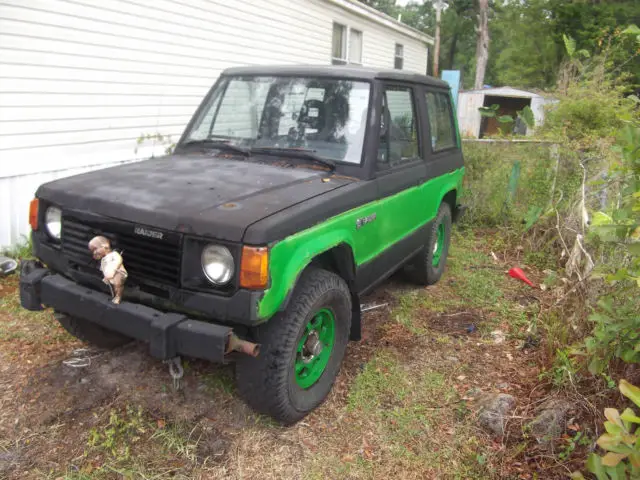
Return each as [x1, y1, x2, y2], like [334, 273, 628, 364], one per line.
[36, 153, 354, 242]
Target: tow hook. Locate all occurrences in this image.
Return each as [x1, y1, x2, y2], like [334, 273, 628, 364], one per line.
[163, 356, 184, 391]
[226, 333, 261, 357]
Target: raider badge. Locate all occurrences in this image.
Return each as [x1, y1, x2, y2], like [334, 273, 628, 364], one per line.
[88, 236, 128, 304]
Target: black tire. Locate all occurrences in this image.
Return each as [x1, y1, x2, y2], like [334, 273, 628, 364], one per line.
[407, 202, 452, 285]
[55, 311, 130, 349]
[235, 267, 351, 425]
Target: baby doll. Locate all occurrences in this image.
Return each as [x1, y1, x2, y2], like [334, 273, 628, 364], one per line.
[88, 235, 127, 304]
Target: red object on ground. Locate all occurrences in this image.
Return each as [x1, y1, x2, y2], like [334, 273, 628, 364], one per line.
[508, 267, 535, 288]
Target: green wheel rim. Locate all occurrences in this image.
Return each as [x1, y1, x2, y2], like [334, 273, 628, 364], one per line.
[432, 223, 445, 267]
[295, 308, 335, 389]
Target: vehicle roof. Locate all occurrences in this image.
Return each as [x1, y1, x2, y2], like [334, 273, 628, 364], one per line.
[221, 64, 449, 89]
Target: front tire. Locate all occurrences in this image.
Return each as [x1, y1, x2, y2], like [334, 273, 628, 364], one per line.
[407, 202, 452, 285]
[55, 312, 130, 349]
[235, 267, 351, 425]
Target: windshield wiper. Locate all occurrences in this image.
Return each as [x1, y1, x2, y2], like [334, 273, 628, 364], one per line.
[251, 147, 336, 171]
[180, 139, 251, 157]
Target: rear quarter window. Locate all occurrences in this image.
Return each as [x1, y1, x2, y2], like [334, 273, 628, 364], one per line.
[425, 92, 457, 152]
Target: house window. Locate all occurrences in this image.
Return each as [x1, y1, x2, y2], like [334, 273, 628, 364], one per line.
[332, 23, 347, 65]
[349, 29, 363, 64]
[394, 43, 404, 70]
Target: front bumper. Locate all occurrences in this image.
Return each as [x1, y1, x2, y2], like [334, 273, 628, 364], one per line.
[20, 262, 237, 363]
[32, 235, 264, 326]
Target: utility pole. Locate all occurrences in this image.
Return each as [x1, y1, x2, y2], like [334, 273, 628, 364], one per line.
[433, 0, 444, 78]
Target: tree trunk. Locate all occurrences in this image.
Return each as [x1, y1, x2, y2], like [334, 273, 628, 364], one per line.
[433, 0, 443, 77]
[474, 0, 489, 89]
[448, 31, 458, 70]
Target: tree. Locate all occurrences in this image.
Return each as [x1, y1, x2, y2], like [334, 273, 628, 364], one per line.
[360, 0, 399, 17]
[360, 0, 640, 91]
[433, 0, 444, 77]
[489, 0, 559, 89]
[474, 0, 490, 89]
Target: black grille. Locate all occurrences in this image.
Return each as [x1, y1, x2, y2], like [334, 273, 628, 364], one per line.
[61, 215, 182, 286]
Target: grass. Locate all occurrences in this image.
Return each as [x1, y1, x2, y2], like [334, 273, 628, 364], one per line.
[1, 235, 33, 260]
[310, 349, 491, 479]
[151, 421, 203, 463]
[0, 276, 72, 348]
[201, 368, 235, 396]
[391, 229, 535, 341]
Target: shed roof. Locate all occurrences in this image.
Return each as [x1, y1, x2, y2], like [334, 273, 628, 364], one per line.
[460, 86, 544, 98]
[222, 65, 449, 88]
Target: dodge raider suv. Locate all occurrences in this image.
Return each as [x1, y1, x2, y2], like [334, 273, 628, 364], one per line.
[20, 65, 464, 424]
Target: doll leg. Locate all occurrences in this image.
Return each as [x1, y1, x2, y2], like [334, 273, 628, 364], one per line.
[111, 272, 126, 304]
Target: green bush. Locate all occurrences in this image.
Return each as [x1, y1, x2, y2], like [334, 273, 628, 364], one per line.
[572, 380, 640, 479]
[583, 123, 640, 375]
[542, 86, 630, 141]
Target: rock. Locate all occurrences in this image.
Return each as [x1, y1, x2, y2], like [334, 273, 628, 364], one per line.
[529, 398, 572, 445]
[0, 449, 19, 476]
[477, 393, 516, 436]
[490, 330, 506, 344]
[445, 356, 460, 363]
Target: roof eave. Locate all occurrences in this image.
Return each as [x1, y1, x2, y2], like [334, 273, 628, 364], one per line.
[324, 0, 434, 45]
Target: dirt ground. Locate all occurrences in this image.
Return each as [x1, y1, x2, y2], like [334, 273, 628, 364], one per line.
[0, 231, 584, 479]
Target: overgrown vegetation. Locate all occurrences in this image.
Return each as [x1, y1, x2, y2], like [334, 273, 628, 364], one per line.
[572, 380, 640, 479]
[1, 235, 32, 260]
[453, 22, 640, 476]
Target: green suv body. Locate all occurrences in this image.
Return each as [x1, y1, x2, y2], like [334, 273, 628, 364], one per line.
[20, 65, 464, 423]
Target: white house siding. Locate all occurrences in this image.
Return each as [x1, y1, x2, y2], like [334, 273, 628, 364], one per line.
[0, 0, 431, 247]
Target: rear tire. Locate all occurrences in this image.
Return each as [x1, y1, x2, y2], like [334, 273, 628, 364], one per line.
[407, 202, 452, 286]
[235, 267, 351, 425]
[55, 312, 130, 349]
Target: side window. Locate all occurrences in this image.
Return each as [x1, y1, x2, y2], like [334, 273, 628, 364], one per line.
[425, 91, 456, 151]
[378, 86, 419, 168]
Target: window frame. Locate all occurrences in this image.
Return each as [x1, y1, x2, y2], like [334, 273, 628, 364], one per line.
[376, 82, 423, 173]
[424, 89, 458, 154]
[394, 43, 404, 70]
[332, 22, 347, 65]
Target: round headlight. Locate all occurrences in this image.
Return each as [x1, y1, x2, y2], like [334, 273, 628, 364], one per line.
[45, 207, 62, 240]
[201, 245, 234, 285]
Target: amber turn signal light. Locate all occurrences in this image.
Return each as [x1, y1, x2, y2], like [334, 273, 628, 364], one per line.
[29, 198, 39, 231]
[239, 246, 269, 289]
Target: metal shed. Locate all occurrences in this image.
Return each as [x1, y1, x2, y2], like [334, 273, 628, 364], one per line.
[456, 86, 554, 138]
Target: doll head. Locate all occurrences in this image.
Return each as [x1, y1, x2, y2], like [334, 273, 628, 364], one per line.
[88, 235, 112, 260]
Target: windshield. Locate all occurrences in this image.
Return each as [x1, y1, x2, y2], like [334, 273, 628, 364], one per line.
[183, 76, 371, 164]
